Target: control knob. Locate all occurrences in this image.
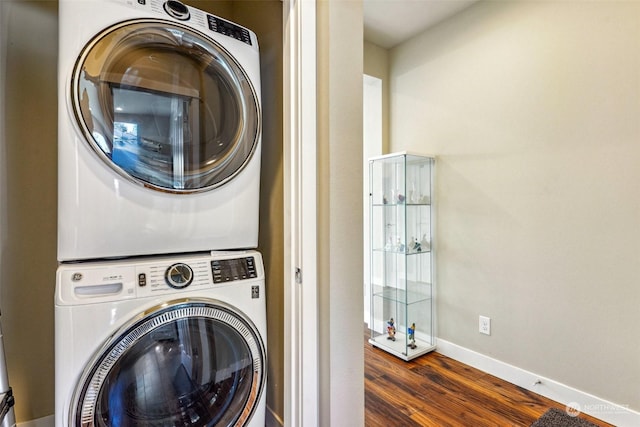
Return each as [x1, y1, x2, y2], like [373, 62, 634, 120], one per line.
[165, 263, 194, 289]
[163, 0, 190, 20]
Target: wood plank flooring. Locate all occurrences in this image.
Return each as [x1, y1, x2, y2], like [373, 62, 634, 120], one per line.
[364, 333, 613, 427]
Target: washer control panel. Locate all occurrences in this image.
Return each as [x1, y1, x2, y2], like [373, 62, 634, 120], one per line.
[138, 255, 258, 292]
[211, 256, 257, 283]
[57, 252, 263, 305]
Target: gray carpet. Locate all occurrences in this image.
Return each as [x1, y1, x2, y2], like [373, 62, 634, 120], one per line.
[530, 408, 599, 427]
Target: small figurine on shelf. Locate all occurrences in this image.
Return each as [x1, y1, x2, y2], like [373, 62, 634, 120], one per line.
[383, 195, 388, 205]
[384, 236, 393, 251]
[410, 236, 421, 253]
[395, 238, 405, 253]
[420, 234, 430, 251]
[408, 323, 417, 349]
[386, 318, 396, 341]
[409, 182, 419, 204]
[397, 193, 405, 204]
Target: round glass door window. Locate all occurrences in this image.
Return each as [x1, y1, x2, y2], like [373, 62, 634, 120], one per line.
[71, 300, 266, 426]
[71, 19, 260, 193]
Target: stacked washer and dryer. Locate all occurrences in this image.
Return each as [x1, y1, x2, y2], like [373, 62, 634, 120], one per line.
[55, 0, 266, 426]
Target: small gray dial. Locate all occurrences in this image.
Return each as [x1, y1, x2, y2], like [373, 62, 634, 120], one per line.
[165, 263, 194, 289]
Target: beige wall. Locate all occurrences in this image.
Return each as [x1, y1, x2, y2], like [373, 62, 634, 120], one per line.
[389, 0, 640, 411]
[0, 0, 284, 422]
[317, 0, 364, 425]
[1, 0, 58, 421]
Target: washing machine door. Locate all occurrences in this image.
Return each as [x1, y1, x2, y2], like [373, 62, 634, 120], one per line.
[71, 19, 260, 193]
[71, 300, 266, 427]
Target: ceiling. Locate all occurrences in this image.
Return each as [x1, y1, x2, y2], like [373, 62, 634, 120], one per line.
[363, 0, 479, 49]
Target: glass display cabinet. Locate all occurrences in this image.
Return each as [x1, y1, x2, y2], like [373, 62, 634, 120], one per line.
[368, 152, 435, 360]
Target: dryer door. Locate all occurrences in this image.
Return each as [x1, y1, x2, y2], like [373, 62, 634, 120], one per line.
[71, 300, 266, 427]
[71, 19, 260, 193]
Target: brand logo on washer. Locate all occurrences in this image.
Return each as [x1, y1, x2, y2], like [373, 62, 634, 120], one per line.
[71, 273, 83, 282]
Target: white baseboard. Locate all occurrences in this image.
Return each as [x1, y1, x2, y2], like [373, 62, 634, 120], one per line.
[16, 415, 52, 427]
[436, 338, 640, 427]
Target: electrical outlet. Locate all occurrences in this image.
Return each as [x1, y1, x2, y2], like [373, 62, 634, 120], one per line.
[479, 315, 491, 335]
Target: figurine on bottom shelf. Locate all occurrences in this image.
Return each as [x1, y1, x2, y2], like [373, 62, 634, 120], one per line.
[386, 318, 396, 341]
[408, 323, 417, 349]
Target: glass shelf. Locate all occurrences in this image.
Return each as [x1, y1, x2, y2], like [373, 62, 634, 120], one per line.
[372, 248, 431, 255]
[372, 203, 431, 207]
[371, 283, 432, 305]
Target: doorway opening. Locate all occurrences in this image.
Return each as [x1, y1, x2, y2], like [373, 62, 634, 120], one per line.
[363, 74, 383, 326]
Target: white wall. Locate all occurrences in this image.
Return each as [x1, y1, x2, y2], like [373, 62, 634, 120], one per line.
[390, 0, 640, 414]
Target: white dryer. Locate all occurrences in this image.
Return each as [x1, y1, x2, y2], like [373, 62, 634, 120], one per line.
[55, 250, 267, 427]
[58, 0, 262, 261]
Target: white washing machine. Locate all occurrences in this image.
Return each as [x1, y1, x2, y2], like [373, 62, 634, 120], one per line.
[58, 0, 262, 261]
[55, 251, 267, 427]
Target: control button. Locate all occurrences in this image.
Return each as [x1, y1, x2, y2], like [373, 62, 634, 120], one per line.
[138, 273, 147, 287]
[137, 0, 146, 5]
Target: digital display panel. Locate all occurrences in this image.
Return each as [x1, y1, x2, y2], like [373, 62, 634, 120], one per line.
[211, 257, 257, 283]
[206, 15, 252, 45]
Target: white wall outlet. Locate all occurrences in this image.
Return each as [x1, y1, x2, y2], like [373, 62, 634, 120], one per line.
[479, 315, 491, 335]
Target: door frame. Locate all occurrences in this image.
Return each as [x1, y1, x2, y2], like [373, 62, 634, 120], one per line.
[283, 0, 318, 426]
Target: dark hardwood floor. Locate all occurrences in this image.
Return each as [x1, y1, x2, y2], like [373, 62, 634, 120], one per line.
[364, 332, 613, 427]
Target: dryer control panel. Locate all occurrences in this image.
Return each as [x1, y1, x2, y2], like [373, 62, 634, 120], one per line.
[206, 16, 253, 45]
[111, 0, 256, 46]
